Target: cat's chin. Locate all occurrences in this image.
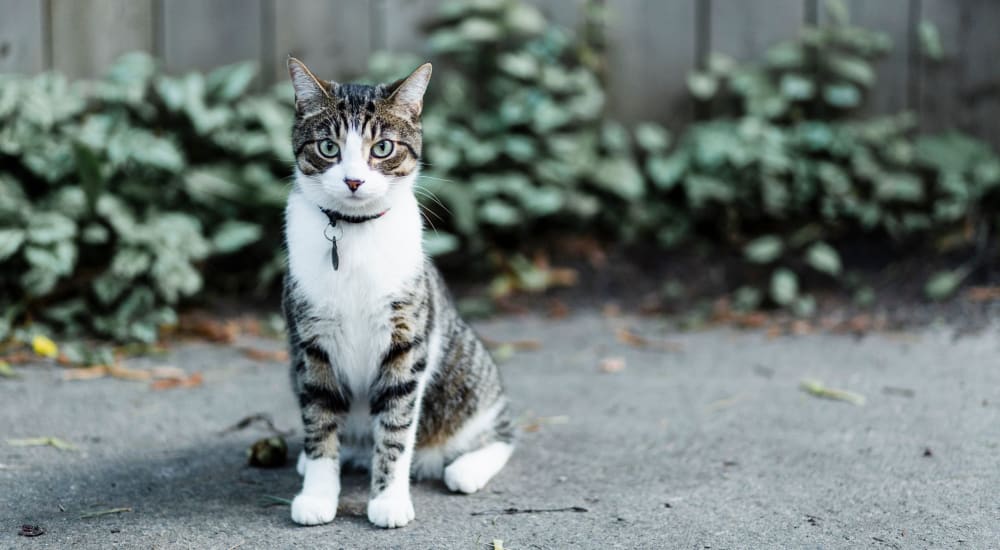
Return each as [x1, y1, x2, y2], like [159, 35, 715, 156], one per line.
[316, 195, 389, 216]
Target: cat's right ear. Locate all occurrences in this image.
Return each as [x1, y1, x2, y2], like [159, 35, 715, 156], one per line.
[287, 57, 331, 111]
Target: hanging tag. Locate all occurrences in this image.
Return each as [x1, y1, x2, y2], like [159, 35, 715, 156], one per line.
[324, 221, 340, 270]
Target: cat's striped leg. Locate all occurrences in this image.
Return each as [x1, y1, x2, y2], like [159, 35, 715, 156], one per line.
[291, 345, 351, 526]
[366, 296, 431, 528]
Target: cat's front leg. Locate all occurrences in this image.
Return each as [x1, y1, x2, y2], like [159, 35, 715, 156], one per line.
[290, 347, 351, 526]
[366, 352, 426, 528]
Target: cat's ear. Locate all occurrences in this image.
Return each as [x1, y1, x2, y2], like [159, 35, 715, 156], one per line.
[387, 63, 432, 116]
[287, 57, 332, 110]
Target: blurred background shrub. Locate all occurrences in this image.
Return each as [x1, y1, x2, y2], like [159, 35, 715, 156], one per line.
[0, 0, 998, 343]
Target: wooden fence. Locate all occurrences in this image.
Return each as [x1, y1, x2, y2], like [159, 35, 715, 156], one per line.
[0, 0, 997, 146]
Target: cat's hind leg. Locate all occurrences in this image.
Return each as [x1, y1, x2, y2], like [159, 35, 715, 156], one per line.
[442, 402, 515, 494]
[443, 441, 514, 494]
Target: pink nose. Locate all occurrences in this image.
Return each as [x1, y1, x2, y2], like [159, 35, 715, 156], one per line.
[344, 178, 364, 192]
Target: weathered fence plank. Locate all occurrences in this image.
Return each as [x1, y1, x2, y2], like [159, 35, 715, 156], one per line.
[271, 0, 375, 83]
[533, 0, 585, 31]
[957, 0, 1000, 147]
[51, 0, 153, 79]
[161, 0, 263, 74]
[380, 0, 439, 56]
[708, 0, 805, 62]
[605, 0, 698, 127]
[0, 0, 46, 74]
[916, 0, 985, 140]
[821, 0, 914, 115]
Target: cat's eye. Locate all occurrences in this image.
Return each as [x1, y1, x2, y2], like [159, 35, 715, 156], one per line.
[317, 139, 339, 159]
[371, 140, 394, 158]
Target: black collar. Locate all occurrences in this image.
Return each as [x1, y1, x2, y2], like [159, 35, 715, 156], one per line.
[319, 207, 389, 270]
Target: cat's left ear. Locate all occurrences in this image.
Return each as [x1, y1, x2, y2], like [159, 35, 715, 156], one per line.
[388, 63, 432, 116]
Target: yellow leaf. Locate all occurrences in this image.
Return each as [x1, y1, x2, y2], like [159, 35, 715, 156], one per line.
[0, 360, 17, 378]
[32, 335, 59, 358]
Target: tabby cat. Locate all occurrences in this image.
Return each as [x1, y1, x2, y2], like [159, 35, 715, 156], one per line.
[282, 58, 515, 528]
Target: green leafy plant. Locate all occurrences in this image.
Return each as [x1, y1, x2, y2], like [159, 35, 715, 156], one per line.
[366, 0, 641, 258]
[0, 53, 294, 341]
[633, 1, 1000, 307]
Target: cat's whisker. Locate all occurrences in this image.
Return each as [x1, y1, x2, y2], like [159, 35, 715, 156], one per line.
[412, 185, 453, 217]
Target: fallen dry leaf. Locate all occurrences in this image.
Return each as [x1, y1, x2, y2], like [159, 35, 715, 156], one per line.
[173, 314, 240, 343]
[150, 372, 203, 391]
[0, 351, 35, 365]
[31, 335, 59, 358]
[599, 357, 626, 373]
[615, 327, 682, 352]
[62, 364, 187, 382]
[547, 299, 570, 319]
[789, 320, 813, 335]
[241, 348, 290, 362]
[966, 286, 1000, 302]
[247, 436, 288, 468]
[519, 414, 570, 433]
[481, 338, 542, 352]
[601, 303, 622, 318]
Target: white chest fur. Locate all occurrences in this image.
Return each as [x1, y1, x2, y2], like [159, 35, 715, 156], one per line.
[284, 188, 425, 398]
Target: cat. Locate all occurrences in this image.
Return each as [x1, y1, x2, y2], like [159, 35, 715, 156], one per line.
[281, 57, 515, 528]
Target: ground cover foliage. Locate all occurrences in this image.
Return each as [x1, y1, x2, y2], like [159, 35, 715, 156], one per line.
[0, 0, 997, 343]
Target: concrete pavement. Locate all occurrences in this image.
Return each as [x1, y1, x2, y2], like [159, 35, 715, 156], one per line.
[2, 313, 998, 549]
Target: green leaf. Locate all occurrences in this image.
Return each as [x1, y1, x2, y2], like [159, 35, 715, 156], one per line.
[646, 154, 687, 190]
[28, 213, 77, 244]
[770, 268, 798, 306]
[805, 242, 842, 275]
[823, 83, 861, 108]
[924, 268, 968, 301]
[593, 158, 645, 200]
[479, 200, 520, 227]
[211, 221, 262, 254]
[111, 248, 151, 279]
[422, 232, 460, 256]
[635, 123, 671, 153]
[918, 21, 943, 61]
[206, 61, 258, 101]
[876, 173, 924, 202]
[743, 236, 784, 264]
[687, 72, 719, 100]
[824, 0, 849, 25]
[780, 73, 815, 100]
[0, 229, 26, 261]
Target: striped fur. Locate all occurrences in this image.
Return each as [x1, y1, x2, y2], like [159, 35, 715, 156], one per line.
[282, 58, 514, 528]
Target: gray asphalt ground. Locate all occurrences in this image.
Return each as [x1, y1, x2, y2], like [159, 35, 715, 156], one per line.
[1, 312, 998, 549]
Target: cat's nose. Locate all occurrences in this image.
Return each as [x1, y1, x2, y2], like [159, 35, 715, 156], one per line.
[344, 178, 364, 192]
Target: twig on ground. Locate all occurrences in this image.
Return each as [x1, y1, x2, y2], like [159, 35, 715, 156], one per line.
[471, 506, 588, 516]
[220, 413, 293, 436]
[7, 437, 77, 451]
[79, 507, 132, 519]
[800, 379, 866, 405]
[259, 495, 293, 507]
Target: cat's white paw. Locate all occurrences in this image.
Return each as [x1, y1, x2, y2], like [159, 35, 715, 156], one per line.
[444, 442, 514, 494]
[444, 461, 487, 494]
[367, 492, 415, 528]
[296, 450, 306, 476]
[291, 494, 337, 526]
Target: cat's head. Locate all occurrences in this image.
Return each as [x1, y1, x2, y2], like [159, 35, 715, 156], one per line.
[287, 57, 431, 215]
